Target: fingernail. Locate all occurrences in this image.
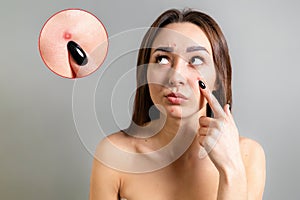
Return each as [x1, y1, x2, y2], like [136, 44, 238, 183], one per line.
[67, 41, 88, 66]
[198, 80, 206, 89]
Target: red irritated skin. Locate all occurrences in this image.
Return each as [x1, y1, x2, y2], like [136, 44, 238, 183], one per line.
[63, 31, 72, 40]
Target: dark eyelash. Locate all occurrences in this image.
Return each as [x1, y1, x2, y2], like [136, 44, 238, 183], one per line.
[189, 56, 204, 65]
[192, 56, 204, 61]
[155, 55, 169, 63]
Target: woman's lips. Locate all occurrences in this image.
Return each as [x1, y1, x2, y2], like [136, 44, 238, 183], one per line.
[165, 92, 188, 104]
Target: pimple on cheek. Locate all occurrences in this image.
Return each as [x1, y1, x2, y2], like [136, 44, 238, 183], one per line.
[63, 31, 72, 40]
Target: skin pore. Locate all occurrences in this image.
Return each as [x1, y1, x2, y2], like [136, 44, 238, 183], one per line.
[90, 22, 266, 200]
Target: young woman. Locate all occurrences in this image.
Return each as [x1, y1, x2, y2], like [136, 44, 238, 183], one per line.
[90, 8, 266, 200]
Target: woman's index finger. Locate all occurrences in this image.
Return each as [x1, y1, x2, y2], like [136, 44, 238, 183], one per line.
[198, 80, 225, 118]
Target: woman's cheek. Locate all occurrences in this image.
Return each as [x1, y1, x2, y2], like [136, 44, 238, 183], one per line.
[147, 65, 169, 86]
[197, 65, 216, 90]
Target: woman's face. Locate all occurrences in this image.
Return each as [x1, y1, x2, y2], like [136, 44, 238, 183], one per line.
[147, 22, 216, 118]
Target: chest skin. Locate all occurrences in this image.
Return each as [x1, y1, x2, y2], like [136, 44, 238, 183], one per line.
[119, 145, 220, 200]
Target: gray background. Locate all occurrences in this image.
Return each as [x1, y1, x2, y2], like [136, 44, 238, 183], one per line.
[1, 0, 299, 199]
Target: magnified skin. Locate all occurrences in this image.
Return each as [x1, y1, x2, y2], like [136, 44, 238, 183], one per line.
[39, 9, 108, 78]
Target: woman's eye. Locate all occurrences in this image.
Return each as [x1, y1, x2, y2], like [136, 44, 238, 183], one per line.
[190, 56, 203, 66]
[156, 56, 170, 65]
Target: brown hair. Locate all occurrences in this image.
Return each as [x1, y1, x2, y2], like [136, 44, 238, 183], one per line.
[131, 8, 232, 126]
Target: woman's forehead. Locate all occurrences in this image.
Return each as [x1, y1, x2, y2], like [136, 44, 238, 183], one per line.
[151, 22, 212, 55]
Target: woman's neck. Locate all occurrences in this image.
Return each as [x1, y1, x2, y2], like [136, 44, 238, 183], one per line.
[150, 109, 205, 147]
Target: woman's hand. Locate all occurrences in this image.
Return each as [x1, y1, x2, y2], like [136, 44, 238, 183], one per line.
[198, 79, 245, 176]
[198, 79, 248, 199]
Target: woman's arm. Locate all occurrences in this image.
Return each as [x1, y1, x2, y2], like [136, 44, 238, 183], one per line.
[89, 140, 121, 200]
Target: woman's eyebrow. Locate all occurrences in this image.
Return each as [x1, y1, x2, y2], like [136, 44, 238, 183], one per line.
[152, 46, 209, 54]
[186, 46, 209, 53]
[153, 46, 174, 53]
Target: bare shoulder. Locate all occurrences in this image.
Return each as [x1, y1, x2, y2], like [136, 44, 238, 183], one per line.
[239, 136, 266, 166]
[93, 131, 131, 168]
[90, 132, 133, 199]
[102, 131, 138, 152]
[94, 131, 141, 169]
[239, 136, 266, 199]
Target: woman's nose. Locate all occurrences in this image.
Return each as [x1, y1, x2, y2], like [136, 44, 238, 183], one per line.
[168, 57, 187, 86]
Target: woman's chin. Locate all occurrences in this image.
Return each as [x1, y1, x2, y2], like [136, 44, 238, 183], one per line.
[165, 107, 195, 119]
